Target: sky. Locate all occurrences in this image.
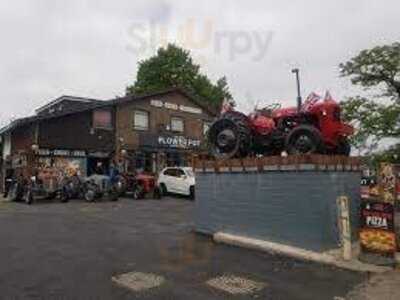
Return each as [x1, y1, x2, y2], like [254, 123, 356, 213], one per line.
[0, 0, 399, 126]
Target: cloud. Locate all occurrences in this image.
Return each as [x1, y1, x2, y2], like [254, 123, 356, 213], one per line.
[0, 0, 399, 125]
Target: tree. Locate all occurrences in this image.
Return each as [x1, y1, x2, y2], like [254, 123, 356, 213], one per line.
[339, 42, 400, 153]
[126, 44, 232, 110]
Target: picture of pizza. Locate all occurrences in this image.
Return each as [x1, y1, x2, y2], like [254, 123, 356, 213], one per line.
[360, 229, 397, 253]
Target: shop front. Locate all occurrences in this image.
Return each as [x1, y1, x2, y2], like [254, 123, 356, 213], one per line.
[37, 149, 112, 178]
[122, 133, 202, 174]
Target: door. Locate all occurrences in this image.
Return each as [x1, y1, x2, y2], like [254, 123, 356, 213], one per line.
[162, 168, 179, 193]
[174, 168, 189, 195]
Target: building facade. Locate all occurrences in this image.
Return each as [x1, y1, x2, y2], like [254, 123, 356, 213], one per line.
[0, 89, 216, 191]
[0, 96, 115, 191]
[115, 89, 216, 173]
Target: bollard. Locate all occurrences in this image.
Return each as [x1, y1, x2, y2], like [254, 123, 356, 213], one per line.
[337, 196, 352, 261]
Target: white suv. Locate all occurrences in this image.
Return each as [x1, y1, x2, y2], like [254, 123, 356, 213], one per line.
[157, 167, 195, 199]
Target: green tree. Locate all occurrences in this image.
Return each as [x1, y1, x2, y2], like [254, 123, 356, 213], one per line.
[339, 42, 400, 153]
[127, 44, 232, 110]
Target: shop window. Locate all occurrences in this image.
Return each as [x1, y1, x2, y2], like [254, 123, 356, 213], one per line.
[93, 110, 112, 129]
[134, 110, 149, 130]
[171, 117, 184, 133]
[203, 121, 212, 136]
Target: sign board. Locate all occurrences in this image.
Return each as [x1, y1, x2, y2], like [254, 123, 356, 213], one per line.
[158, 135, 201, 149]
[360, 201, 396, 254]
[150, 99, 202, 115]
[360, 177, 379, 200]
[38, 149, 86, 157]
[139, 133, 201, 150]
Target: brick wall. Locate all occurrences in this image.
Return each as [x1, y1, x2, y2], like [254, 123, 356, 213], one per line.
[116, 91, 214, 151]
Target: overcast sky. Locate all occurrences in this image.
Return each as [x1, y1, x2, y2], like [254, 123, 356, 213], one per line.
[0, 0, 399, 125]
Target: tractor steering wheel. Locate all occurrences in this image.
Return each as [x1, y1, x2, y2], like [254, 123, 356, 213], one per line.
[262, 103, 281, 111]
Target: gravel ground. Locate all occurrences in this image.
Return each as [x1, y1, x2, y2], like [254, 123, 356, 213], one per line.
[0, 197, 366, 300]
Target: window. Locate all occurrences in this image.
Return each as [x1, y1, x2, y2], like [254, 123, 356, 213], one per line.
[171, 117, 184, 132]
[164, 168, 178, 177]
[203, 121, 212, 136]
[134, 110, 149, 130]
[93, 110, 112, 129]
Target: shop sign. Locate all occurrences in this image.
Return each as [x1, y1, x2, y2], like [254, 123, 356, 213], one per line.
[150, 99, 202, 114]
[359, 201, 396, 254]
[38, 149, 86, 157]
[179, 105, 202, 114]
[158, 135, 201, 149]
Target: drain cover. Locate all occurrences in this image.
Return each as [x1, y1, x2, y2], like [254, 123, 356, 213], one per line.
[206, 275, 266, 295]
[112, 272, 165, 292]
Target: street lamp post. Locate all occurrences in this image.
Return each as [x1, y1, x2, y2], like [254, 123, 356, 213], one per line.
[292, 68, 302, 112]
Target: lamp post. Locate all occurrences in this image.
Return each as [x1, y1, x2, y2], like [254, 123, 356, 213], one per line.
[292, 68, 302, 112]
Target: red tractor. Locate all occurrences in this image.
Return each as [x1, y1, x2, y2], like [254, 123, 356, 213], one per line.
[208, 92, 354, 159]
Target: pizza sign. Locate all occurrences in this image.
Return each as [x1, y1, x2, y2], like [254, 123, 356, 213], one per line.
[360, 201, 396, 254]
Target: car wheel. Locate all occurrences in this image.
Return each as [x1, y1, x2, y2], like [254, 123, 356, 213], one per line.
[189, 186, 195, 201]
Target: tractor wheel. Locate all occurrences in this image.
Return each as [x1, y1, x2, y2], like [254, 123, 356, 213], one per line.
[208, 112, 252, 159]
[286, 125, 323, 155]
[9, 183, 22, 202]
[24, 189, 33, 205]
[84, 189, 96, 202]
[133, 185, 144, 200]
[336, 138, 351, 156]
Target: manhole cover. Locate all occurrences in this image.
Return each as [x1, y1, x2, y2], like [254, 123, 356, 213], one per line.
[112, 272, 165, 292]
[206, 275, 266, 295]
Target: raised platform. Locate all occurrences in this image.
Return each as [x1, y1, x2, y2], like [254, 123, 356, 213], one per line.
[192, 155, 361, 173]
[194, 155, 361, 253]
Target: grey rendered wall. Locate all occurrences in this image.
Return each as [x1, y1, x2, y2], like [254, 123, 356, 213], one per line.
[195, 171, 361, 252]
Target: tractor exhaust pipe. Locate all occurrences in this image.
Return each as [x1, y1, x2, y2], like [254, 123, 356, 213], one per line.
[292, 68, 302, 112]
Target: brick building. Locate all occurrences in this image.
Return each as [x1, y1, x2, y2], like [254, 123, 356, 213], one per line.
[0, 89, 217, 191]
[114, 88, 216, 173]
[0, 96, 115, 191]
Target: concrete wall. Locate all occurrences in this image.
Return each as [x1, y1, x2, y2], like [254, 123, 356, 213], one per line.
[195, 170, 361, 252]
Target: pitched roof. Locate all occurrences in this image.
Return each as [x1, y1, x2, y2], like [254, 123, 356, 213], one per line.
[0, 98, 113, 135]
[0, 88, 218, 135]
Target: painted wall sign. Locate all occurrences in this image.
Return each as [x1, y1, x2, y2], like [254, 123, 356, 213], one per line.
[38, 149, 86, 157]
[158, 135, 201, 149]
[150, 99, 202, 114]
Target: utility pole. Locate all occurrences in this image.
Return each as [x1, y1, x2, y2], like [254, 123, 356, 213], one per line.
[292, 68, 302, 112]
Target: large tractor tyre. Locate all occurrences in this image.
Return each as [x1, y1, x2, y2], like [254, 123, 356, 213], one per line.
[336, 138, 351, 156]
[286, 125, 324, 155]
[208, 112, 252, 159]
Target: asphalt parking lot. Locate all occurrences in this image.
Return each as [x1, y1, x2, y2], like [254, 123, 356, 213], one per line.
[0, 197, 366, 300]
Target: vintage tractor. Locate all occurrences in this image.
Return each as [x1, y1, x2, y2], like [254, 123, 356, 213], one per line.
[208, 92, 354, 159]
